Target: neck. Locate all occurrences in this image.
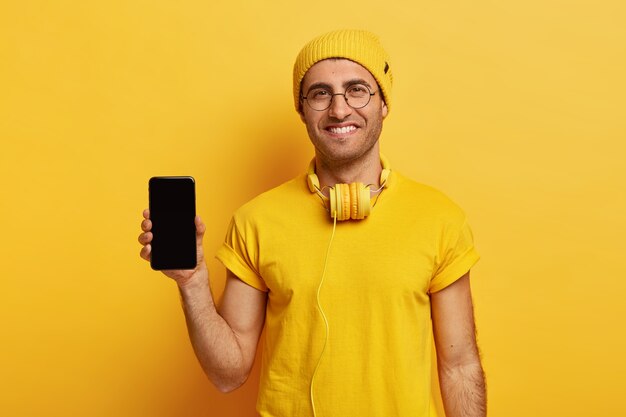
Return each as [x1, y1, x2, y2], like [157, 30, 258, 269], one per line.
[314, 145, 383, 191]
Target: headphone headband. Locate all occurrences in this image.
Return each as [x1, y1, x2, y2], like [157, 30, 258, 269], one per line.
[306, 155, 391, 194]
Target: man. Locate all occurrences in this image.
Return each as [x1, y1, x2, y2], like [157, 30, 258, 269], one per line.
[139, 30, 486, 417]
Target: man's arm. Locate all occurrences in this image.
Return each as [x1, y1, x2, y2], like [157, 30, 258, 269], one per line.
[139, 210, 267, 393]
[431, 272, 486, 417]
[178, 269, 267, 393]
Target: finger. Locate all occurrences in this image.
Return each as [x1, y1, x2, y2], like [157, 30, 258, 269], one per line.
[143, 209, 150, 219]
[195, 216, 206, 262]
[141, 218, 152, 232]
[138, 231, 152, 245]
[195, 215, 206, 238]
[140, 244, 152, 261]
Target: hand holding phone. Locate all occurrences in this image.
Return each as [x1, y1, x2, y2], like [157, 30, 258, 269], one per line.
[139, 209, 207, 284]
[139, 177, 207, 284]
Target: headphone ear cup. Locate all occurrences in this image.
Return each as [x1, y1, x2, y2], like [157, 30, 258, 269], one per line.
[360, 184, 371, 219]
[329, 184, 347, 220]
[340, 184, 350, 221]
[335, 184, 344, 221]
[327, 183, 373, 221]
[329, 185, 338, 219]
[356, 184, 364, 220]
[349, 183, 358, 220]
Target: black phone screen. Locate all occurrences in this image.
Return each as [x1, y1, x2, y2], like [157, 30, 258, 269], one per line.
[148, 176, 197, 270]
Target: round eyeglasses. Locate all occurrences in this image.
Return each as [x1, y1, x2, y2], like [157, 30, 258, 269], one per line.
[301, 83, 377, 111]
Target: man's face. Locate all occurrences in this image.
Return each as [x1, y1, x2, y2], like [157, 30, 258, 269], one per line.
[299, 59, 388, 164]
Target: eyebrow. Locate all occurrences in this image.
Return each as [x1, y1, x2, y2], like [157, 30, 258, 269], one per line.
[305, 78, 373, 94]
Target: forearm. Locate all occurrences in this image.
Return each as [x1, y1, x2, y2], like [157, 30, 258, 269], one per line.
[177, 270, 248, 392]
[438, 360, 487, 417]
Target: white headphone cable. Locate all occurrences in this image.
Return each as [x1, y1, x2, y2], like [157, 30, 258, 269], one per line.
[310, 210, 337, 417]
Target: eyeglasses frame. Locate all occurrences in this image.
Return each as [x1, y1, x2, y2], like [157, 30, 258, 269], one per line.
[301, 84, 378, 111]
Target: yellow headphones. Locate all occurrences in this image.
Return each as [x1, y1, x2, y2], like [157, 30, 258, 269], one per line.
[306, 155, 391, 221]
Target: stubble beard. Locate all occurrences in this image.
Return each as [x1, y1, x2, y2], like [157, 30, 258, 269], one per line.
[307, 113, 384, 167]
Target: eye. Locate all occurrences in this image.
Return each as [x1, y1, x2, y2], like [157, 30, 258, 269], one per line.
[309, 89, 331, 99]
[347, 84, 369, 97]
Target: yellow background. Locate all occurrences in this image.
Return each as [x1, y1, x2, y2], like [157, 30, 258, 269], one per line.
[1, 1, 624, 416]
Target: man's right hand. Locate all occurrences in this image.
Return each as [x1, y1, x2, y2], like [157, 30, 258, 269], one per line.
[138, 208, 208, 287]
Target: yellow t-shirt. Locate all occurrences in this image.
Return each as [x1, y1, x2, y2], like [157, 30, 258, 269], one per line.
[216, 170, 479, 417]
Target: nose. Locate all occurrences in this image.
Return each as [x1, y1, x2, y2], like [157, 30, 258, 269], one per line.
[328, 93, 353, 120]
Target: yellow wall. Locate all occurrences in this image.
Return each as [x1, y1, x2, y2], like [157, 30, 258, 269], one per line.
[1, 1, 624, 416]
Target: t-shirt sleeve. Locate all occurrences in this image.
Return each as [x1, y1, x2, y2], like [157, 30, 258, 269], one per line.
[215, 217, 268, 292]
[429, 216, 480, 293]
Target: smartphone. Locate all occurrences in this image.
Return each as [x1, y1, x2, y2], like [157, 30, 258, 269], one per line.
[148, 176, 197, 270]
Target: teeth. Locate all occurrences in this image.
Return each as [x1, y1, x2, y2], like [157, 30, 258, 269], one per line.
[329, 125, 356, 134]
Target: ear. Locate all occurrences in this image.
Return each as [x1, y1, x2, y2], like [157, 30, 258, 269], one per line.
[298, 106, 306, 123]
[381, 101, 388, 119]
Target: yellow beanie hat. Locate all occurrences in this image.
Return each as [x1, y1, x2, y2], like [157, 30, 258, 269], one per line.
[293, 29, 393, 113]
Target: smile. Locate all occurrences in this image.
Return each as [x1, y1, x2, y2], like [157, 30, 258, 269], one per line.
[327, 125, 357, 134]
